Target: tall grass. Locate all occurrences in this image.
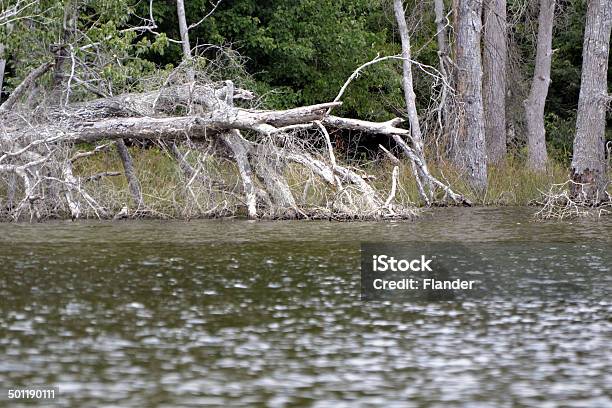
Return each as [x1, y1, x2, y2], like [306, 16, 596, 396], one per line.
[71, 144, 585, 218]
[358, 156, 572, 207]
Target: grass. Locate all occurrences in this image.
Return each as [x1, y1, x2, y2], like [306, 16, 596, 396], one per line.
[72, 146, 245, 218]
[70, 144, 590, 219]
[375, 156, 571, 206]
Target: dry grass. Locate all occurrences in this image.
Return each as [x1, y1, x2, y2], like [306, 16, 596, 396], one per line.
[368, 155, 571, 206]
[70, 144, 601, 220]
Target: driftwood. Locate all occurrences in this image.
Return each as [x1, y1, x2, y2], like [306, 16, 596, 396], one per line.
[0, 66, 468, 220]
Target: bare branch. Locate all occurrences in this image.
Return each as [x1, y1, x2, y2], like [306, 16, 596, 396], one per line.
[0, 61, 53, 114]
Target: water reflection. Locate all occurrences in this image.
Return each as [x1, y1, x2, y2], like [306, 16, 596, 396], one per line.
[0, 208, 610, 406]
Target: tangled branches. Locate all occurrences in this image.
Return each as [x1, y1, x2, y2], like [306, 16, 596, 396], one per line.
[534, 180, 612, 220]
[0, 52, 474, 222]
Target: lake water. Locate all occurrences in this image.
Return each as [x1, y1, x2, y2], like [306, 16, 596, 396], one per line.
[0, 208, 610, 407]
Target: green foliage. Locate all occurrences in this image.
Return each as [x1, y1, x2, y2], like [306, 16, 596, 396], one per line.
[545, 112, 576, 165]
[1, 0, 605, 161]
[185, 0, 403, 118]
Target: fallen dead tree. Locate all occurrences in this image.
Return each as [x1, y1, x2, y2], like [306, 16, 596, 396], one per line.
[0, 67, 468, 221]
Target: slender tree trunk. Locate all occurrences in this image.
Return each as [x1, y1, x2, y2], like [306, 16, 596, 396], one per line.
[434, 0, 450, 57]
[571, 0, 611, 202]
[115, 140, 144, 209]
[176, 0, 191, 58]
[455, 0, 488, 193]
[393, 0, 432, 202]
[433, 0, 453, 153]
[52, 0, 77, 95]
[0, 43, 5, 100]
[0, 61, 52, 114]
[483, 0, 507, 164]
[524, 0, 555, 172]
[176, 0, 194, 82]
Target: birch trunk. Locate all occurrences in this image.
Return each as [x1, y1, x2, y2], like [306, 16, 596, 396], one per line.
[524, 0, 555, 172]
[483, 0, 507, 164]
[176, 0, 194, 82]
[571, 0, 611, 202]
[455, 0, 488, 193]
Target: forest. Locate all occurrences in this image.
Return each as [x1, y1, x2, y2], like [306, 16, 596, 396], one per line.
[0, 0, 610, 220]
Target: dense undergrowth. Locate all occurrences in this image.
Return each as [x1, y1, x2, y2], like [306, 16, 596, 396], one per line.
[69, 145, 585, 218]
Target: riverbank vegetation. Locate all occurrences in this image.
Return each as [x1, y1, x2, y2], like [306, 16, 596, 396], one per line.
[0, 0, 610, 221]
[68, 147, 569, 218]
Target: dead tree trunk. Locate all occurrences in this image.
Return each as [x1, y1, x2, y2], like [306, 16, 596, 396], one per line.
[0, 61, 52, 114]
[115, 139, 144, 210]
[455, 0, 488, 193]
[1, 64, 460, 219]
[221, 130, 258, 218]
[433, 0, 452, 147]
[571, 0, 612, 202]
[393, 0, 432, 203]
[176, 0, 194, 83]
[253, 144, 299, 218]
[176, 0, 192, 59]
[0, 43, 5, 99]
[483, 0, 508, 164]
[434, 0, 450, 58]
[52, 0, 77, 100]
[524, 0, 555, 172]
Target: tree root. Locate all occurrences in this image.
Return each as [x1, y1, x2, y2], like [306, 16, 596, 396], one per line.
[534, 180, 612, 220]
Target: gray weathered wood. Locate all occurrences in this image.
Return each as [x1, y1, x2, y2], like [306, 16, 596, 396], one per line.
[455, 0, 488, 193]
[0, 61, 52, 114]
[483, 0, 508, 164]
[525, 0, 555, 171]
[221, 130, 257, 218]
[393, 0, 432, 201]
[116, 139, 144, 209]
[571, 0, 611, 202]
[0, 43, 5, 100]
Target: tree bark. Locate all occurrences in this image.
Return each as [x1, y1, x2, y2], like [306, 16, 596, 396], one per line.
[571, 0, 611, 202]
[3, 101, 342, 143]
[0, 61, 52, 114]
[0, 43, 5, 100]
[221, 130, 258, 218]
[115, 139, 144, 209]
[455, 0, 488, 193]
[483, 0, 507, 164]
[176, 0, 192, 59]
[52, 0, 77, 96]
[433, 0, 452, 144]
[434, 0, 450, 58]
[176, 0, 194, 82]
[393, 0, 432, 202]
[253, 145, 299, 217]
[524, 0, 555, 172]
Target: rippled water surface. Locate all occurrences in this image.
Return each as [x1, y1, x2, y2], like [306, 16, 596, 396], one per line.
[0, 208, 611, 407]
